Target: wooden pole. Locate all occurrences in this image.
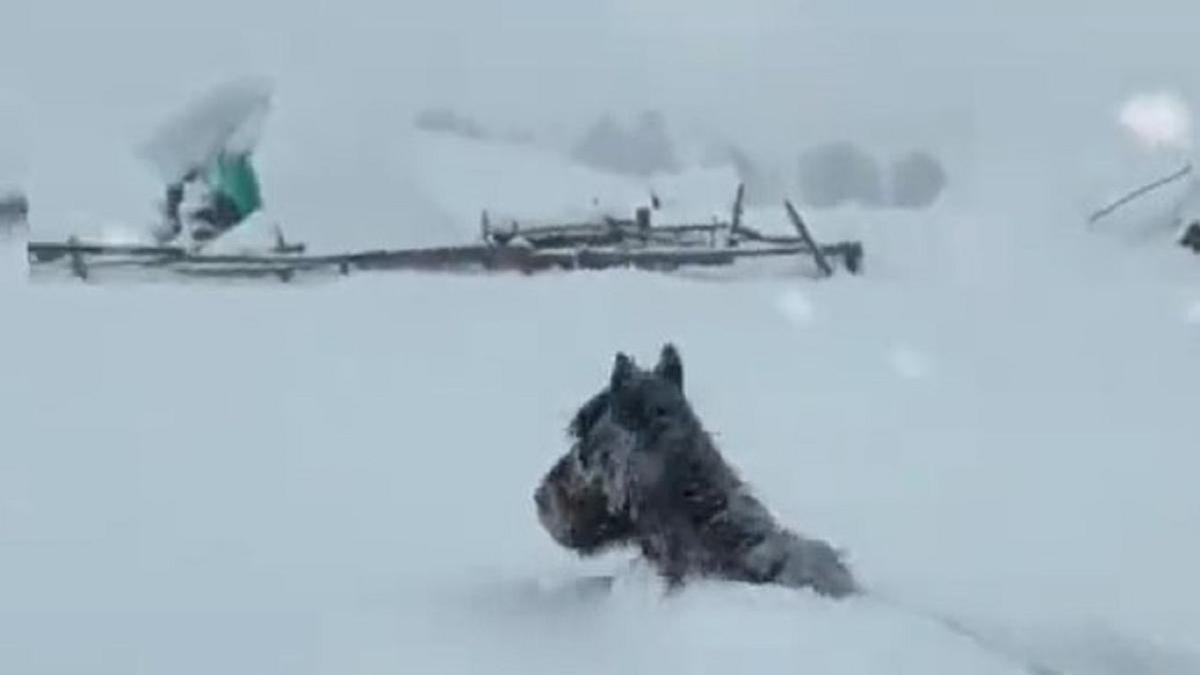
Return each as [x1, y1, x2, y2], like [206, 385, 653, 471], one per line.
[1088, 163, 1193, 226]
[784, 200, 833, 277]
[728, 183, 745, 247]
[67, 236, 89, 281]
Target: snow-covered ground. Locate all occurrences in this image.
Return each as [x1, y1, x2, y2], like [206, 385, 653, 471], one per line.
[6, 5, 1200, 669]
[5, 137, 1200, 673]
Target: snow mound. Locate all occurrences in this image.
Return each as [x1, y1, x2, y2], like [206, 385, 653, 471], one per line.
[138, 77, 274, 184]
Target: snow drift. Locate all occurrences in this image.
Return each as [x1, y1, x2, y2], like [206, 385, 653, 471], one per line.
[138, 77, 274, 185]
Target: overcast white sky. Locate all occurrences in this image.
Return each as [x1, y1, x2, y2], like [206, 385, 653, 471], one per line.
[3, 0, 1198, 219]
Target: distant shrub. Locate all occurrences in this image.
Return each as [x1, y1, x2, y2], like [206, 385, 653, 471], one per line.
[572, 111, 679, 177]
[889, 151, 947, 209]
[414, 108, 487, 140]
[797, 141, 884, 208]
[702, 144, 780, 205]
[0, 189, 28, 223]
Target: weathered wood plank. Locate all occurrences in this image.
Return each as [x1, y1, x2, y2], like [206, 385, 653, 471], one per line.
[784, 200, 833, 278]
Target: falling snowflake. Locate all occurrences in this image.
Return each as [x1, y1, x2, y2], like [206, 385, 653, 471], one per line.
[1120, 92, 1193, 151]
[1184, 301, 1200, 325]
[775, 289, 814, 326]
[889, 345, 931, 380]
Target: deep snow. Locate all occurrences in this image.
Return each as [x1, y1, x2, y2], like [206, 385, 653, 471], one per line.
[6, 41, 1200, 672]
[5, 165, 1200, 673]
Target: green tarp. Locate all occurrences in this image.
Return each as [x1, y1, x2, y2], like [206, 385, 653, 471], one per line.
[208, 153, 262, 219]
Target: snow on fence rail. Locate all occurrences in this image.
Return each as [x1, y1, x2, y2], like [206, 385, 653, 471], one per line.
[27, 185, 863, 283]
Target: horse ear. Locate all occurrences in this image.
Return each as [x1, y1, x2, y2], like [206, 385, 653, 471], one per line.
[655, 343, 683, 390]
[610, 352, 635, 390]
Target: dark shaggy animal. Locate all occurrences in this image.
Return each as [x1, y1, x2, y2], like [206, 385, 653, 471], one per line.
[534, 344, 858, 598]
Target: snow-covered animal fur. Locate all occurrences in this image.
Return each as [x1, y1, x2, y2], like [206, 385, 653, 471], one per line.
[534, 344, 858, 597]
